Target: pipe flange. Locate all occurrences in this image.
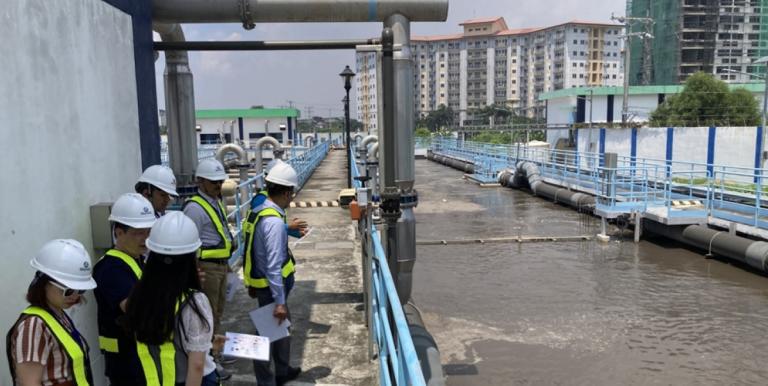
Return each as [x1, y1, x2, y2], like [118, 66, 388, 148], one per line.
[240, 0, 256, 30]
[380, 187, 402, 219]
[399, 190, 419, 208]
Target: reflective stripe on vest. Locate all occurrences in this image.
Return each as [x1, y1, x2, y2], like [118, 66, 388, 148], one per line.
[21, 307, 91, 386]
[243, 206, 295, 288]
[97, 249, 142, 353]
[187, 195, 232, 259]
[136, 299, 183, 386]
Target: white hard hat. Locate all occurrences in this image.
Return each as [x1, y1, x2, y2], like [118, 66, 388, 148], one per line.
[108, 193, 156, 229]
[265, 161, 298, 188]
[138, 165, 178, 196]
[195, 159, 227, 181]
[265, 159, 284, 175]
[146, 212, 202, 255]
[30, 239, 97, 290]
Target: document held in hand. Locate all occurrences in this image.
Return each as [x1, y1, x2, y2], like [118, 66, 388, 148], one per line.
[222, 332, 270, 361]
[249, 302, 291, 342]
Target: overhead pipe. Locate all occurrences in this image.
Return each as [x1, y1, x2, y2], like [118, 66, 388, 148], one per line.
[253, 136, 283, 187]
[153, 23, 198, 194]
[154, 39, 378, 51]
[153, 0, 449, 25]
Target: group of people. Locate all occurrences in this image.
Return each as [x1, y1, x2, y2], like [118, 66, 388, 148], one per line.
[7, 157, 307, 386]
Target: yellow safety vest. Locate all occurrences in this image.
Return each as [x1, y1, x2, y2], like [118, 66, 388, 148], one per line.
[185, 195, 232, 259]
[20, 307, 92, 386]
[97, 249, 142, 354]
[243, 206, 296, 288]
[136, 297, 185, 386]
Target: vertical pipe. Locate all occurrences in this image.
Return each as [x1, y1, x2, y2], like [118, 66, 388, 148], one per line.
[622, 32, 631, 126]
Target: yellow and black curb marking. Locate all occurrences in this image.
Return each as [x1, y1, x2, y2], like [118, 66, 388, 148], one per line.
[290, 200, 340, 208]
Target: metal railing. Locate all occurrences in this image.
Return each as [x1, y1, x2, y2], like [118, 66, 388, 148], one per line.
[429, 138, 768, 229]
[350, 147, 426, 386]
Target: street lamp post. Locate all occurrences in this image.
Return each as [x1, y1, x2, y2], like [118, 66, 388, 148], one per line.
[340, 65, 356, 188]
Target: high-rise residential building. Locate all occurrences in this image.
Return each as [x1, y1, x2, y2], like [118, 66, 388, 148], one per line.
[355, 52, 379, 134]
[355, 17, 624, 128]
[628, 0, 768, 85]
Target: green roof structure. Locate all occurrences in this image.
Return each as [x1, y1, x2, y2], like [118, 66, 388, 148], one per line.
[539, 83, 766, 101]
[195, 108, 300, 119]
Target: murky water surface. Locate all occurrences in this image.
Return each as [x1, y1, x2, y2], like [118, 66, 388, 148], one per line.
[412, 160, 768, 385]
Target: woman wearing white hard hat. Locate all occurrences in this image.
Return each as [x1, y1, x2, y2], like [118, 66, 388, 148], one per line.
[135, 165, 179, 218]
[123, 212, 224, 386]
[6, 239, 97, 386]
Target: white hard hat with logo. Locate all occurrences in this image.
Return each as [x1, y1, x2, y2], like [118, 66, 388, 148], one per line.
[30, 239, 97, 290]
[265, 161, 298, 188]
[138, 165, 178, 196]
[109, 193, 157, 229]
[146, 212, 202, 255]
[195, 159, 228, 181]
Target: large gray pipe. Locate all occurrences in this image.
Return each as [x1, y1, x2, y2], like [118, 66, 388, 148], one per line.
[154, 23, 198, 191]
[644, 222, 768, 272]
[305, 136, 315, 148]
[153, 0, 448, 24]
[499, 161, 595, 211]
[404, 302, 445, 386]
[427, 150, 475, 174]
[253, 136, 283, 186]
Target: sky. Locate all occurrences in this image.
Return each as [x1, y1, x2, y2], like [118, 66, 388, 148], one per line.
[154, 0, 626, 118]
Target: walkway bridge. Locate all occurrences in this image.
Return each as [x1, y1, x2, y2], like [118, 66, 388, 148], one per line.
[172, 143, 427, 385]
[428, 138, 768, 236]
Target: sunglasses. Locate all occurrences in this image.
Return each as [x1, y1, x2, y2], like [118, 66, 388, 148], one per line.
[49, 281, 86, 297]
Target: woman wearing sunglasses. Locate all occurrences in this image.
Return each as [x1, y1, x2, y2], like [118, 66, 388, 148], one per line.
[6, 239, 98, 386]
[123, 212, 222, 386]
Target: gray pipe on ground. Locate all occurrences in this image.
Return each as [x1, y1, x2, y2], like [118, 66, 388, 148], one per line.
[403, 302, 445, 386]
[426, 150, 475, 174]
[500, 161, 594, 211]
[643, 222, 768, 272]
[153, 0, 449, 24]
[153, 23, 197, 191]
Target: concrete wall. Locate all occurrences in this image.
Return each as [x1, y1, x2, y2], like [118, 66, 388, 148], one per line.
[0, 0, 141, 383]
[714, 126, 758, 172]
[671, 127, 709, 174]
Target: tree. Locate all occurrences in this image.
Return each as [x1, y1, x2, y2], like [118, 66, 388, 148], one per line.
[649, 72, 761, 127]
[417, 104, 455, 131]
[414, 127, 431, 138]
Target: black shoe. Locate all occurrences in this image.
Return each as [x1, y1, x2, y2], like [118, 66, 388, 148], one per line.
[275, 367, 301, 385]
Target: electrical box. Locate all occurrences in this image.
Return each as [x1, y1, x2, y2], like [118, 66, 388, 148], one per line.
[604, 153, 618, 169]
[90, 202, 113, 250]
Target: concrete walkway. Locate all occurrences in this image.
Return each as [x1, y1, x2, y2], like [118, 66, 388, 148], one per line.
[222, 149, 377, 386]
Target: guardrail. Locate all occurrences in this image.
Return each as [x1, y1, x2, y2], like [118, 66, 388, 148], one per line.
[349, 147, 426, 386]
[429, 138, 768, 229]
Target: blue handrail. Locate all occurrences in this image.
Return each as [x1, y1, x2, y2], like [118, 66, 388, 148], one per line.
[349, 146, 427, 386]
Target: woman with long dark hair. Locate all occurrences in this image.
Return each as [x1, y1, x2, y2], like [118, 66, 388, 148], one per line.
[6, 239, 97, 386]
[123, 212, 220, 386]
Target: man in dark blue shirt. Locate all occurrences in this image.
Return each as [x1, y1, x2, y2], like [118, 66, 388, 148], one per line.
[93, 193, 156, 385]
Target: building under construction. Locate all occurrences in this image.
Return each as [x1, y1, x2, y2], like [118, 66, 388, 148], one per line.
[628, 0, 768, 85]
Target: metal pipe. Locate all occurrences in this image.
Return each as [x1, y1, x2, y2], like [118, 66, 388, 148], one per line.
[253, 136, 283, 187]
[403, 302, 445, 386]
[153, 0, 449, 24]
[387, 14, 415, 191]
[215, 143, 248, 165]
[360, 135, 378, 150]
[305, 136, 315, 148]
[153, 23, 198, 193]
[154, 39, 378, 51]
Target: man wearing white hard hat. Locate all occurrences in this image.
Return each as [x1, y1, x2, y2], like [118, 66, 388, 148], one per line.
[92, 193, 156, 385]
[250, 159, 308, 238]
[7, 239, 97, 385]
[182, 158, 234, 340]
[135, 164, 178, 218]
[243, 161, 302, 385]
